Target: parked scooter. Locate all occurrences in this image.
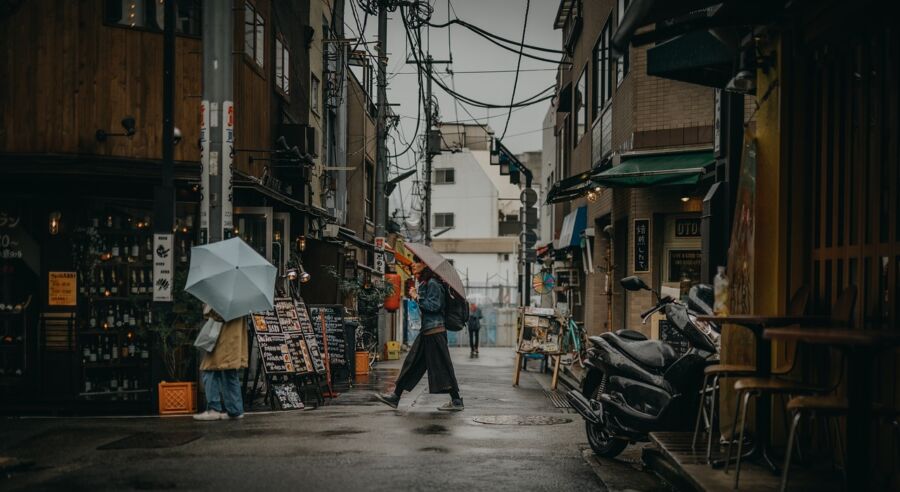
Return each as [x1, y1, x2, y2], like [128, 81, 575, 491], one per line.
[566, 276, 720, 458]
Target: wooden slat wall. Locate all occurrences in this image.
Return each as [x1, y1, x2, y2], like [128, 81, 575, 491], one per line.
[0, 0, 201, 162]
[806, 26, 899, 485]
[233, 0, 271, 179]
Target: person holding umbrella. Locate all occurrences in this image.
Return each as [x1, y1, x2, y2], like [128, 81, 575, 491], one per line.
[184, 237, 278, 421]
[376, 246, 464, 411]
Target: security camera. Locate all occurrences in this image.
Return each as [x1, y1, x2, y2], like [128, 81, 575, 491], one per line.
[173, 126, 183, 145]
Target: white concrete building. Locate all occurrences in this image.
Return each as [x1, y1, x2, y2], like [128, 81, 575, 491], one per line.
[430, 124, 518, 304]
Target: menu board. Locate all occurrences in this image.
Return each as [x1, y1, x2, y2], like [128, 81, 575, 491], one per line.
[48, 271, 77, 306]
[308, 305, 347, 368]
[251, 297, 324, 375]
[293, 299, 326, 374]
[271, 382, 304, 410]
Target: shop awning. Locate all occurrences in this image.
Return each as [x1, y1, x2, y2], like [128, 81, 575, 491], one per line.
[646, 30, 734, 88]
[592, 151, 712, 188]
[337, 227, 375, 250]
[545, 170, 596, 204]
[558, 206, 587, 249]
[233, 169, 335, 222]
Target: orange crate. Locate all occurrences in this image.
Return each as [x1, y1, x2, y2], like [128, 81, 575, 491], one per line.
[158, 381, 197, 415]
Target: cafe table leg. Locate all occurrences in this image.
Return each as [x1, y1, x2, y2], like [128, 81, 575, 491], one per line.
[845, 348, 874, 490]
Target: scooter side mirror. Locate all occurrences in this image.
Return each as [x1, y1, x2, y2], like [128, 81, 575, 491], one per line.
[620, 276, 650, 292]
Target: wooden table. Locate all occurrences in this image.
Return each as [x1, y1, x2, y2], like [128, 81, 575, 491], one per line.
[764, 327, 900, 491]
[695, 315, 830, 472]
[513, 351, 562, 390]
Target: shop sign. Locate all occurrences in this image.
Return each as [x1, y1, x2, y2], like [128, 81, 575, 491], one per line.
[675, 218, 701, 237]
[153, 234, 174, 302]
[374, 236, 385, 251]
[222, 100, 235, 238]
[634, 218, 651, 273]
[374, 252, 385, 274]
[48, 271, 77, 307]
[200, 100, 211, 242]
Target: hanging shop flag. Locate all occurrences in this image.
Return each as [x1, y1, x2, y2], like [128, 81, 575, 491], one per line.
[153, 234, 174, 302]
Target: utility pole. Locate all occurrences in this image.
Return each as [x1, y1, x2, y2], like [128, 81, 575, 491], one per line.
[374, 4, 387, 242]
[375, 2, 388, 350]
[423, 55, 433, 245]
[157, 0, 175, 235]
[201, 2, 234, 244]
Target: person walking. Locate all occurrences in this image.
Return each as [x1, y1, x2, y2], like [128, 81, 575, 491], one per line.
[467, 303, 482, 357]
[194, 305, 249, 420]
[375, 260, 463, 411]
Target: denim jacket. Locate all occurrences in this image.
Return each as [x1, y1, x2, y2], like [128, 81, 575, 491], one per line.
[418, 278, 445, 331]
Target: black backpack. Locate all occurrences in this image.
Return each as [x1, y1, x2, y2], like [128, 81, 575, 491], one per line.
[443, 284, 469, 332]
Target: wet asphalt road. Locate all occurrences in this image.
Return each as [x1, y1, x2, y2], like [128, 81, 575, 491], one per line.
[0, 347, 664, 491]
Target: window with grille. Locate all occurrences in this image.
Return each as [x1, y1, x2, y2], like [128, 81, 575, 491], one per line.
[616, 0, 630, 85]
[434, 213, 454, 228]
[434, 168, 455, 184]
[592, 18, 612, 119]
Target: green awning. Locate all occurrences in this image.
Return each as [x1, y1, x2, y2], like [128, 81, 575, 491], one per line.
[592, 150, 712, 188]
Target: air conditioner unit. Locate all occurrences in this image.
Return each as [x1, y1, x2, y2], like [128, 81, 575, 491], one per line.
[323, 224, 340, 238]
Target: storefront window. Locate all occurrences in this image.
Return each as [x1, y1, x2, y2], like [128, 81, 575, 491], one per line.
[235, 208, 271, 260]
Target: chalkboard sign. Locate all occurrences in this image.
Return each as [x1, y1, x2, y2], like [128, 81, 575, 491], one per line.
[271, 382, 305, 410]
[634, 218, 651, 273]
[251, 298, 325, 375]
[667, 249, 702, 283]
[308, 305, 347, 368]
[293, 299, 326, 374]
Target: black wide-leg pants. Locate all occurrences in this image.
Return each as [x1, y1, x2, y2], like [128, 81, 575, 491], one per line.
[395, 330, 459, 394]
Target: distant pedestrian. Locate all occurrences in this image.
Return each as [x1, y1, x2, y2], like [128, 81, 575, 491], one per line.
[468, 303, 483, 357]
[375, 259, 463, 411]
[194, 305, 249, 421]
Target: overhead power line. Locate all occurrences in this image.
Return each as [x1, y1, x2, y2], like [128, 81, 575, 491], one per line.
[500, 0, 530, 140]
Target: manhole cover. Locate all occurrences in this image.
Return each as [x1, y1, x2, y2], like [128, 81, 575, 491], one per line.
[98, 432, 203, 450]
[472, 415, 573, 425]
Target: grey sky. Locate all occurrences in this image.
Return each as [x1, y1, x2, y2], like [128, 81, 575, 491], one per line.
[346, 0, 561, 221]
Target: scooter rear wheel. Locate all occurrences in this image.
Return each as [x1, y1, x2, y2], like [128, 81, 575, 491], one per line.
[586, 385, 628, 458]
[586, 421, 628, 458]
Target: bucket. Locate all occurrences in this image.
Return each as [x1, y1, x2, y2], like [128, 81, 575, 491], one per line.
[355, 351, 370, 375]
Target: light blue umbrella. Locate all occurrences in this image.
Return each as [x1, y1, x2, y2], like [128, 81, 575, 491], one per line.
[184, 237, 277, 321]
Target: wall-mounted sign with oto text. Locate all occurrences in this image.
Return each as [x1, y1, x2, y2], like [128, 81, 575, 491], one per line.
[634, 219, 651, 273]
[153, 234, 174, 302]
[674, 218, 702, 237]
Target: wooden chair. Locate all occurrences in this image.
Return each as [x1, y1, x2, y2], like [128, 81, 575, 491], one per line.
[691, 285, 810, 462]
[725, 285, 857, 489]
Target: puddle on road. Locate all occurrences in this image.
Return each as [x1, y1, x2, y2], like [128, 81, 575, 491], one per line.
[414, 424, 449, 435]
[318, 428, 368, 437]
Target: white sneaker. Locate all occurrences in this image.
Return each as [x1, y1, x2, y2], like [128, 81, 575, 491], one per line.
[193, 410, 226, 421]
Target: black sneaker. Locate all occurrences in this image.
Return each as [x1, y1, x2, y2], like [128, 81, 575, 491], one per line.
[374, 392, 400, 409]
[437, 399, 464, 412]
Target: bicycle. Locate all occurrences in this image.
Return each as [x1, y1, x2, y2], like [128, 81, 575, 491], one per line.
[559, 315, 587, 368]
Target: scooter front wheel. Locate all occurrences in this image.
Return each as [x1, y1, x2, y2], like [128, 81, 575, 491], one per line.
[586, 420, 628, 458]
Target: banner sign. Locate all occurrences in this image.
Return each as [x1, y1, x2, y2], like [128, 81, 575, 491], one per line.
[153, 234, 174, 301]
[222, 100, 234, 238]
[199, 100, 210, 243]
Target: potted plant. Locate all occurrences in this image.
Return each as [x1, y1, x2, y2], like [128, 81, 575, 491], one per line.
[143, 269, 204, 415]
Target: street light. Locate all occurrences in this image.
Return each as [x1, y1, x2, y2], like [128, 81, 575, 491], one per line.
[95, 116, 137, 142]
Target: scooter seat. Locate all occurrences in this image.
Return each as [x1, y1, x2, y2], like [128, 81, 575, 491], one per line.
[602, 335, 678, 369]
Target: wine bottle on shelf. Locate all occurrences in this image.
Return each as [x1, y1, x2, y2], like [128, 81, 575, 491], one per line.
[122, 375, 130, 390]
[141, 341, 149, 359]
[111, 240, 120, 258]
[129, 270, 137, 295]
[139, 270, 147, 294]
[82, 342, 90, 360]
[179, 240, 188, 263]
[89, 343, 98, 362]
[78, 272, 86, 295]
[110, 372, 118, 391]
[122, 307, 130, 326]
[101, 337, 110, 361]
[131, 237, 140, 258]
[145, 237, 153, 261]
[128, 338, 136, 357]
[84, 377, 93, 393]
[89, 307, 97, 329]
[111, 337, 119, 360]
[97, 270, 106, 295]
[110, 270, 118, 295]
[104, 306, 113, 328]
[114, 305, 123, 328]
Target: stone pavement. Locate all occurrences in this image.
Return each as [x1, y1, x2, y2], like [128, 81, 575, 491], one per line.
[0, 347, 669, 491]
